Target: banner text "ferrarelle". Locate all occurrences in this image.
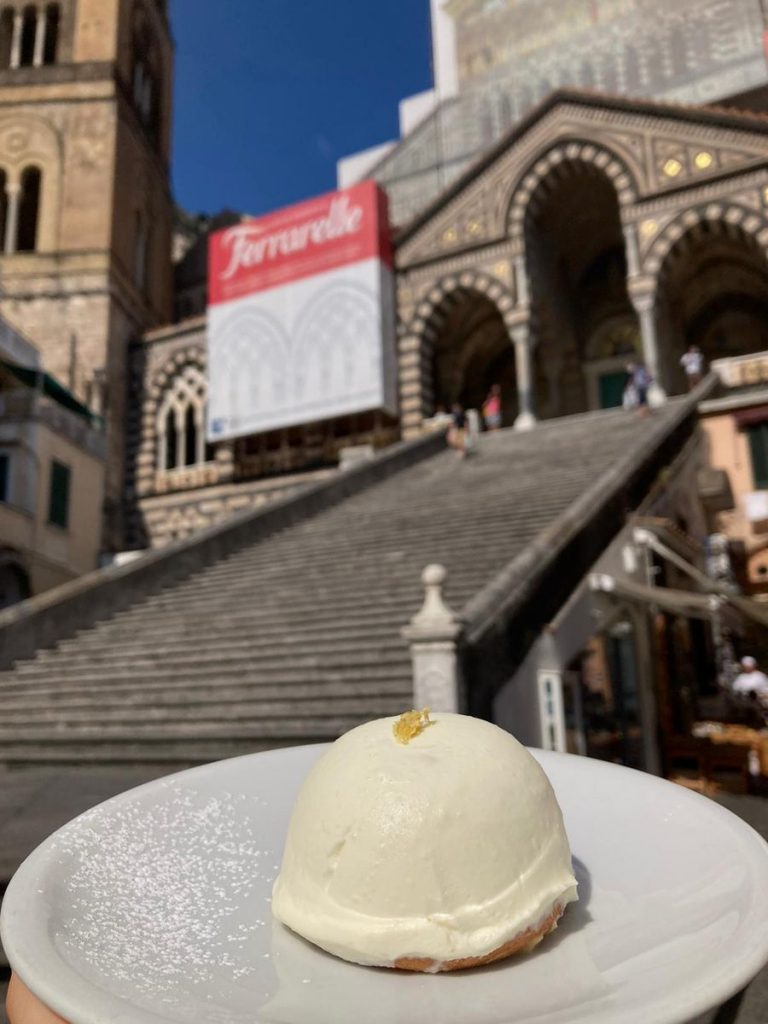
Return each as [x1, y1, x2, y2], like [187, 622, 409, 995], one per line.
[220, 197, 364, 281]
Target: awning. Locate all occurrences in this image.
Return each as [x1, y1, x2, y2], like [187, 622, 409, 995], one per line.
[734, 405, 768, 429]
[0, 360, 100, 425]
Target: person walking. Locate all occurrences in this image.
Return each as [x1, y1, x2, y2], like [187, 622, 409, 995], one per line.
[625, 362, 652, 416]
[447, 402, 468, 458]
[482, 384, 502, 431]
[680, 345, 704, 389]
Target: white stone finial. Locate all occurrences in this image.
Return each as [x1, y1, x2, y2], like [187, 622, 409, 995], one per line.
[410, 564, 456, 632]
[404, 564, 463, 641]
[402, 564, 464, 713]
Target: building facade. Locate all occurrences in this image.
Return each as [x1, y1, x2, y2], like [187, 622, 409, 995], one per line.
[0, 324, 105, 605]
[0, 0, 174, 548]
[700, 350, 768, 598]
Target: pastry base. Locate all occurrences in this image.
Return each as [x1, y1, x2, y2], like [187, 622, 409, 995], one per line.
[392, 902, 566, 973]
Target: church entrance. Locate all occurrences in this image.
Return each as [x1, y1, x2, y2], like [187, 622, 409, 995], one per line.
[598, 370, 628, 409]
[430, 288, 518, 428]
[524, 161, 640, 418]
[655, 221, 768, 389]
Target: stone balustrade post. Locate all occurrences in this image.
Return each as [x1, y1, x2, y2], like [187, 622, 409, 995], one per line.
[402, 564, 464, 713]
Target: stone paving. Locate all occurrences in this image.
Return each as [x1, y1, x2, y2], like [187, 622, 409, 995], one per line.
[1, 771, 767, 1023]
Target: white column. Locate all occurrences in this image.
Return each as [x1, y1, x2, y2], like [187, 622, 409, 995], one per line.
[33, 7, 46, 67]
[631, 291, 667, 404]
[4, 182, 20, 254]
[402, 565, 464, 713]
[10, 11, 22, 69]
[512, 322, 537, 430]
[623, 224, 640, 278]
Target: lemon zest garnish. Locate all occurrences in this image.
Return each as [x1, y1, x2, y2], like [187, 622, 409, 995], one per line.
[393, 708, 433, 745]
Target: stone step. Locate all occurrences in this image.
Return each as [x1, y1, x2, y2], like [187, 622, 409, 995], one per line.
[0, 734, 323, 765]
[0, 678, 411, 715]
[59, 603, 409, 641]
[0, 711, 395, 743]
[0, 661, 408, 700]
[11, 637, 409, 678]
[0, 693, 411, 728]
[0, 652, 412, 692]
[34, 624, 405, 665]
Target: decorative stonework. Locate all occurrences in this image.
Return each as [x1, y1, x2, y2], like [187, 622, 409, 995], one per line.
[506, 137, 638, 242]
[642, 201, 768, 279]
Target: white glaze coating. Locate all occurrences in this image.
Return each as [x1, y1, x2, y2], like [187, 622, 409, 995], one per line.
[272, 713, 578, 967]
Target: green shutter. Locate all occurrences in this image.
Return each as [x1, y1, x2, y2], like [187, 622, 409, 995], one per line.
[748, 424, 768, 490]
[48, 460, 71, 528]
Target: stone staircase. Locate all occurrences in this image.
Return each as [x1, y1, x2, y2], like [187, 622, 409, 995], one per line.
[0, 400, 699, 767]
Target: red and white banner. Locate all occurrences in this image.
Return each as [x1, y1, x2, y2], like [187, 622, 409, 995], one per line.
[207, 181, 396, 441]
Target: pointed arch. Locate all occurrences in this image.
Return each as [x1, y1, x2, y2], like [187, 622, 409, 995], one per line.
[154, 360, 210, 472]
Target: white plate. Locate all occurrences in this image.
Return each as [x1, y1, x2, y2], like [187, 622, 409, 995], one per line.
[3, 747, 768, 1024]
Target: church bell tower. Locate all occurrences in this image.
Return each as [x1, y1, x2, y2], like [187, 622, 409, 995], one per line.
[0, 0, 174, 547]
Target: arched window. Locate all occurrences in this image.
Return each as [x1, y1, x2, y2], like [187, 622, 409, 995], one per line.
[183, 404, 197, 466]
[16, 166, 41, 252]
[19, 5, 36, 66]
[499, 92, 514, 127]
[0, 170, 8, 251]
[156, 364, 210, 472]
[164, 408, 177, 470]
[132, 12, 161, 145]
[0, 9, 13, 68]
[580, 60, 595, 89]
[624, 45, 641, 93]
[134, 211, 148, 290]
[670, 25, 688, 77]
[43, 3, 59, 65]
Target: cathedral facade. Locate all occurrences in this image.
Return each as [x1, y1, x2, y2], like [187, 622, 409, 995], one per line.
[3, 2, 768, 555]
[129, 88, 768, 549]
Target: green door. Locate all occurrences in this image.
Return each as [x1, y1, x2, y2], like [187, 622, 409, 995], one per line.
[599, 371, 627, 409]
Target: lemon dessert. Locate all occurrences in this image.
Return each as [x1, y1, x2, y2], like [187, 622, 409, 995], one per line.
[272, 710, 578, 972]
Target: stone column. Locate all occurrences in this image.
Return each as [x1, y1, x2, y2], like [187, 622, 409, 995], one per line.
[402, 565, 464, 713]
[511, 321, 537, 430]
[9, 11, 22, 69]
[33, 8, 46, 67]
[631, 290, 667, 404]
[4, 182, 20, 254]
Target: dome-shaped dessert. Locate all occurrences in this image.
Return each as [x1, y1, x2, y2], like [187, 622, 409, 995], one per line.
[272, 711, 578, 971]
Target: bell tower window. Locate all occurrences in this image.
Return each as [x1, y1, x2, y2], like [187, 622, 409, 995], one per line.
[43, 3, 59, 65]
[0, 170, 8, 247]
[132, 11, 162, 146]
[16, 166, 41, 252]
[19, 5, 36, 66]
[134, 211, 148, 290]
[0, 10, 13, 68]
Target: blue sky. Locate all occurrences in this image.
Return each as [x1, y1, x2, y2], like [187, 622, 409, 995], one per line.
[169, 0, 433, 218]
